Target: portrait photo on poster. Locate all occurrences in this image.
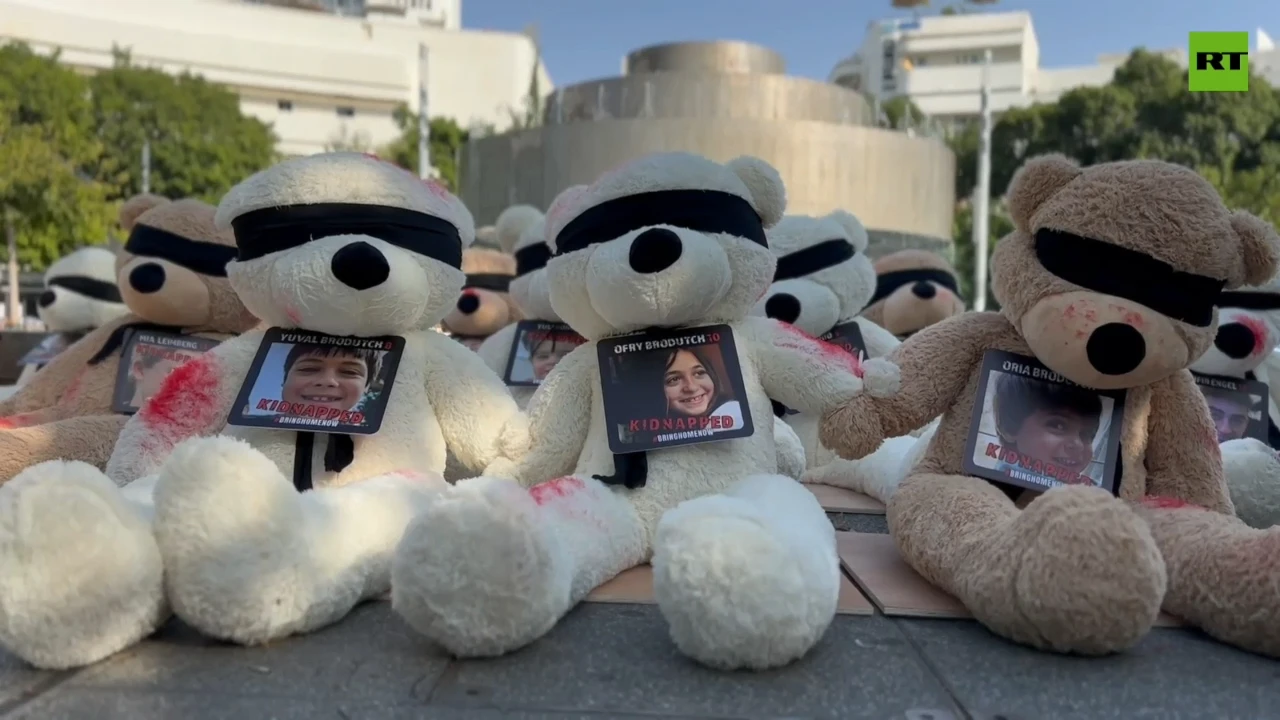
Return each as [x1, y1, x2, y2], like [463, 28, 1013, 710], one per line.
[777, 321, 868, 415]
[111, 330, 220, 414]
[225, 328, 404, 436]
[503, 320, 587, 386]
[962, 350, 1126, 495]
[596, 324, 754, 454]
[1193, 372, 1270, 444]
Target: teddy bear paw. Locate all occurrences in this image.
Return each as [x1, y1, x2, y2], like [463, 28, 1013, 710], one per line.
[392, 475, 569, 657]
[1221, 438, 1280, 529]
[153, 436, 310, 644]
[0, 461, 165, 669]
[653, 492, 838, 670]
[972, 485, 1165, 655]
[859, 357, 900, 398]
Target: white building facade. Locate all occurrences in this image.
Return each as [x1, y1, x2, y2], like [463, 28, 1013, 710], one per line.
[829, 11, 1190, 126]
[0, 0, 552, 156]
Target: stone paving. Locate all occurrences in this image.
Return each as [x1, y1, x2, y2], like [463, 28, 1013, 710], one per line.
[2, 503, 1277, 719]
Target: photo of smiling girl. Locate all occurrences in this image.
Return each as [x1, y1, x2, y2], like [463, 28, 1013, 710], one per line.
[659, 347, 744, 431]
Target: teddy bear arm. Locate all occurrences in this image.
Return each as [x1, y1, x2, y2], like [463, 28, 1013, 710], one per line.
[421, 332, 524, 473]
[1143, 371, 1235, 514]
[510, 346, 594, 485]
[853, 317, 901, 359]
[475, 322, 520, 377]
[104, 350, 238, 484]
[872, 312, 1007, 438]
[0, 318, 126, 417]
[740, 317, 868, 417]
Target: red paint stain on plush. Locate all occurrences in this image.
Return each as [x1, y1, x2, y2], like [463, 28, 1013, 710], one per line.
[1236, 316, 1268, 355]
[1063, 304, 1077, 320]
[1084, 310, 1098, 322]
[1123, 311, 1145, 330]
[776, 322, 864, 378]
[0, 417, 15, 430]
[1142, 495, 1197, 511]
[285, 306, 302, 325]
[530, 476, 584, 505]
[140, 356, 220, 431]
[59, 372, 84, 403]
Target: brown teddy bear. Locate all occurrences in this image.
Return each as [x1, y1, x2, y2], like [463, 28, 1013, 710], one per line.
[821, 154, 1280, 658]
[439, 245, 521, 351]
[0, 194, 257, 479]
[861, 249, 965, 338]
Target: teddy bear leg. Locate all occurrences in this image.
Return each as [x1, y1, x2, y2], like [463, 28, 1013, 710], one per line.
[151, 436, 444, 645]
[0, 415, 129, 485]
[1220, 438, 1280, 528]
[0, 461, 166, 669]
[772, 416, 806, 480]
[392, 474, 647, 658]
[652, 473, 840, 670]
[889, 473, 1166, 654]
[1134, 499, 1280, 657]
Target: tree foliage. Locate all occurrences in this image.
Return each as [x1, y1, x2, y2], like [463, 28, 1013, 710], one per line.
[376, 108, 469, 192]
[948, 49, 1280, 304]
[0, 42, 278, 270]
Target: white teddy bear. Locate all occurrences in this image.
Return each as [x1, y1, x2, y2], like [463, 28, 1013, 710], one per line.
[0, 152, 526, 670]
[751, 212, 932, 503]
[474, 198, 808, 479]
[1190, 276, 1280, 528]
[36, 246, 129, 333]
[390, 151, 899, 671]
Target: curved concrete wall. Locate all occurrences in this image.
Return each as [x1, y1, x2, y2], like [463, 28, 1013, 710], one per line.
[624, 41, 785, 75]
[544, 73, 874, 126]
[459, 120, 955, 257]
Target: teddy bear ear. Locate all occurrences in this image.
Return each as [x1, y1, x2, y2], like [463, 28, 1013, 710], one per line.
[1005, 154, 1081, 231]
[118, 193, 170, 231]
[1228, 210, 1280, 287]
[726, 156, 786, 228]
[545, 184, 590, 253]
[825, 209, 869, 253]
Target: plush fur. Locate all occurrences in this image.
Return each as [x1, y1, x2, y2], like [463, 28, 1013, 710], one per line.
[36, 247, 129, 332]
[821, 154, 1280, 658]
[748, 211, 916, 491]
[862, 250, 965, 338]
[392, 152, 897, 671]
[1190, 276, 1280, 528]
[0, 153, 527, 670]
[0, 196, 257, 482]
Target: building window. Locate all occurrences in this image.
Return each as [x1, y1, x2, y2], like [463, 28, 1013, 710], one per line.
[277, 99, 293, 111]
[337, 106, 356, 117]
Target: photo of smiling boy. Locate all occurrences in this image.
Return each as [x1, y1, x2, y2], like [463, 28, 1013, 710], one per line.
[991, 373, 1103, 484]
[280, 344, 381, 415]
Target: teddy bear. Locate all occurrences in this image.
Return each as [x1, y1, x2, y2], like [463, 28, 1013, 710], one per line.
[821, 153, 1280, 659]
[0, 152, 528, 670]
[389, 151, 899, 671]
[11, 246, 131, 385]
[0, 195, 257, 482]
[748, 210, 924, 495]
[861, 249, 965, 339]
[439, 240, 522, 351]
[1189, 276, 1280, 528]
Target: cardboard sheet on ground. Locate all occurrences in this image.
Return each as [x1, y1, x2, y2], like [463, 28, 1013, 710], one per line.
[585, 563, 875, 615]
[804, 483, 885, 514]
[835, 532, 1182, 627]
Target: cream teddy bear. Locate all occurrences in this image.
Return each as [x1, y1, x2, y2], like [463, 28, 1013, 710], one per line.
[390, 151, 898, 671]
[0, 152, 526, 670]
[36, 246, 129, 334]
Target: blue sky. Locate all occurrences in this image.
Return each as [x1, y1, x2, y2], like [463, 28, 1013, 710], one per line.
[463, 0, 1279, 86]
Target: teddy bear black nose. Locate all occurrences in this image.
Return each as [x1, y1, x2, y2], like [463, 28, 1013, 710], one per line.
[1214, 322, 1257, 359]
[331, 241, 390, 291]
[129, 263, 166, 294]
[456, 292, 480, 315]
[911, 281, 937, 299]
[628, 228, 683, 274]
[38, 290, 56, 308]
[1086, 322, 1146, 375]
[765, 293, 802, 324]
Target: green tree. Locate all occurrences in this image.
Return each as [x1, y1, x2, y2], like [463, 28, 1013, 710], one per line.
[880, 96, 926, 129]
[89, 48, 278, 203]
[0, 43, 115, 270]
[376, 108, 469, 192]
